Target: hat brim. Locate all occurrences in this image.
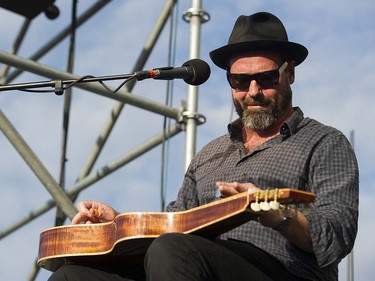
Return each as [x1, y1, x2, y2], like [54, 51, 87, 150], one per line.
[209, 40, 308, 70]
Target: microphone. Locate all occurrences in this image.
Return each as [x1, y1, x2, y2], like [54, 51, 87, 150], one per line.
[135, 59, 211, 86]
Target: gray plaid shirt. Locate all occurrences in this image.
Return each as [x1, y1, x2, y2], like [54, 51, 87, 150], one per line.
[166, 107, 359, 281]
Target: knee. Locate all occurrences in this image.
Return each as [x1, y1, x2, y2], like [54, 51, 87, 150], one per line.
[48, 264, 68, 281]
[154, 232, 186, 245]
[145, 233, 192, 279]
[146, 233, 185, 258]
[47, 264, 85, 281]
[145, 233, 191, 269]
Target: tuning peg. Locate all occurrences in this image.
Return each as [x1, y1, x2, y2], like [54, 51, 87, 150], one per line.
[250, 191, 261, 212]
[260, 201, 270, 211]
[268, 188, 280, 210]
[259, 190, 270, 211]
[269, 200, 280, 210]
[251, 202, 261, 212]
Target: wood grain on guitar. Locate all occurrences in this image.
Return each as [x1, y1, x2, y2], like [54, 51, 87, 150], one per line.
[37, 188, 315, 271]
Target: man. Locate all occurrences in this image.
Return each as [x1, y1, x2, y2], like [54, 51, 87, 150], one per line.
[49, 12, 358, 281]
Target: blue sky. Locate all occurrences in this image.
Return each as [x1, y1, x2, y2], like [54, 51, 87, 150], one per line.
[0, 1, 374, 280]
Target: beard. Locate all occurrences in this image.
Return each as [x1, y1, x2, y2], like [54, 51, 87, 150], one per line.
[233, 84, 292, 130]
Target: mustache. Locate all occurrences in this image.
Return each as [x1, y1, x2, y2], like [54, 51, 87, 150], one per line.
[243, 96, 270, 107]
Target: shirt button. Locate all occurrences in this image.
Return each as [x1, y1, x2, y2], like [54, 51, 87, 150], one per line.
[280, 124, 289, 135]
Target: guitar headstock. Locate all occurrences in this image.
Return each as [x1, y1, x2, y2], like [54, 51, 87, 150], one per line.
[247, 188, 315, 213]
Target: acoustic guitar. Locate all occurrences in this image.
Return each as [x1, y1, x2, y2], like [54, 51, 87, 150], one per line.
[38, 188, 315, 271]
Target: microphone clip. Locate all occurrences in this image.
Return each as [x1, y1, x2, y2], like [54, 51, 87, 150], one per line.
[53, 80, 64, 95]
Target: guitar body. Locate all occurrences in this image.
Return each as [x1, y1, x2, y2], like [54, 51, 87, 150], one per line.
[38, 189, 314, 271]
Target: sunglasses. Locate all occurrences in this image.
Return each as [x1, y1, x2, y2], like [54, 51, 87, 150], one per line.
[227, 61, 288, 90]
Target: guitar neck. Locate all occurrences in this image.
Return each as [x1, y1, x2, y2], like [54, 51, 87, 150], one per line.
[185, 188, 315, 237]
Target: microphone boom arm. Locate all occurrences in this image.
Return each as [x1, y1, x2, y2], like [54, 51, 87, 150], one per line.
[0, 59, 210, 94]
[0, 73, 136, 95]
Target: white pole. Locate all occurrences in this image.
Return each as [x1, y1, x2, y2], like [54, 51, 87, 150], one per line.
[182, 0, 210, 170]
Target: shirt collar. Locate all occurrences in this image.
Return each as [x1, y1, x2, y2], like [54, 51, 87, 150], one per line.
[228, 107, 304, 140]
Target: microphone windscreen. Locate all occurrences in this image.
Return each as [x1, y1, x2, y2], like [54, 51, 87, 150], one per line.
[182, 59, 211, 86]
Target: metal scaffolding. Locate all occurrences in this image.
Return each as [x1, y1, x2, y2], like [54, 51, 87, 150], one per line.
[0, 0, 209, 280]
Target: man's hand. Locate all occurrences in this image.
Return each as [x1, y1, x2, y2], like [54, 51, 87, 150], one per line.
[216, 181, 283, 227]
[72, 201, 119, 224]
[216, 181, 313, 252]
[215, 181, 259, 196]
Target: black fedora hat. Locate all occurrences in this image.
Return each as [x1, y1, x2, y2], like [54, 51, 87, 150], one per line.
[209, 12, 308, 69]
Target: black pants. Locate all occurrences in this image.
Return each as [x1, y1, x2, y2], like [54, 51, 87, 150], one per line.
[48, 233, 306, 281]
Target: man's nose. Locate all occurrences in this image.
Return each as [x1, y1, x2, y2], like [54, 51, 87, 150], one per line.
[247, 80, 262, 97]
